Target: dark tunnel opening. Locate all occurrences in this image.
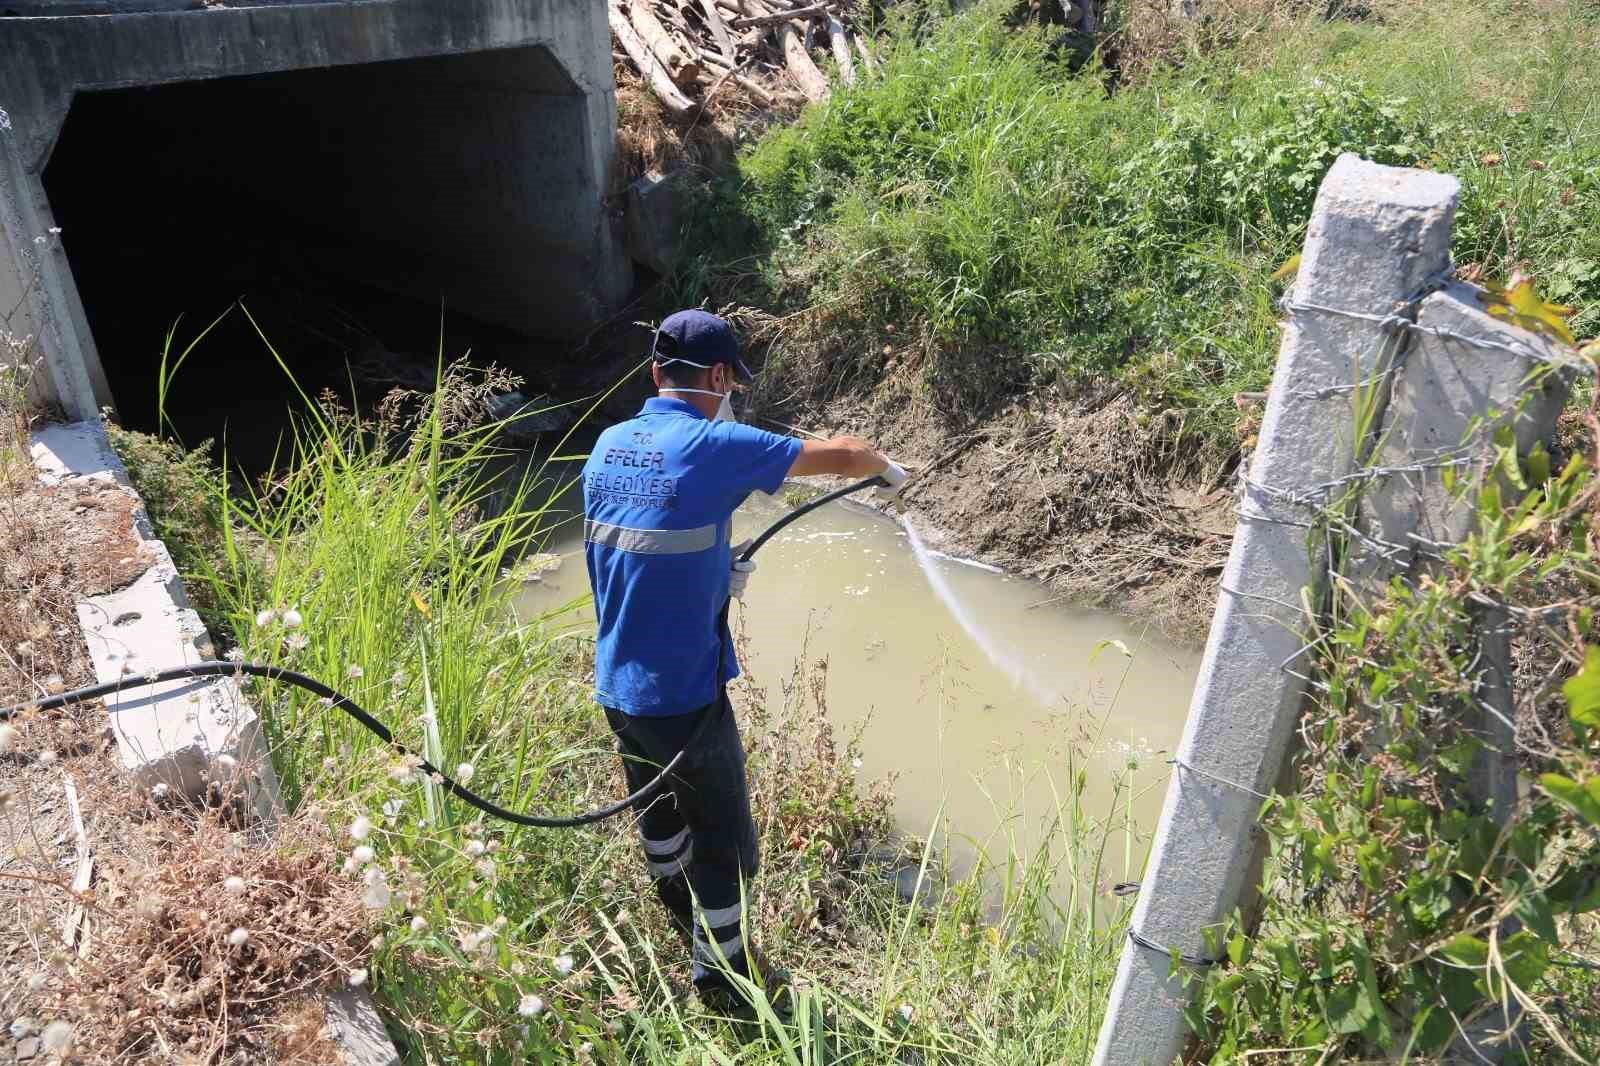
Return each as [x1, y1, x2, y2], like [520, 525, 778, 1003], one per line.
[42, 47, 617, 474]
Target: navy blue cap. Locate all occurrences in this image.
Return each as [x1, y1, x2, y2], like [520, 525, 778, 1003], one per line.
[652, 309, 754, 381]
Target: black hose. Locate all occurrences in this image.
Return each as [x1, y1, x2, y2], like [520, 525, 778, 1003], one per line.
[1, 474, 887, 829]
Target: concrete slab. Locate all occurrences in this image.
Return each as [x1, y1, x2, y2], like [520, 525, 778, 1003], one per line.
[626, 170, 687, 276]
[322, 986, 402, 1066]
[29, 419, 128, 488]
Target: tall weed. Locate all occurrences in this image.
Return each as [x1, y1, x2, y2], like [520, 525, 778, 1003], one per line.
[680, 0, 1600, 441]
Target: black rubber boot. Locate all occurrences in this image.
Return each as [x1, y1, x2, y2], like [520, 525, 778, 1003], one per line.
[695, 942, 791, 1023]
[653, 874, 696, 953]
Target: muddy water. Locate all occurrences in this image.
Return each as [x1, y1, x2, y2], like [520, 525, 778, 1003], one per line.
[512, 480, 1202, 875]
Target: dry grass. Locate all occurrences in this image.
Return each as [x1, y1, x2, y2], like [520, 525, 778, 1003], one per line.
[11, 788, 370, 1065]
[1107, 0, 1403, 80]
[612, 64, 802, 189]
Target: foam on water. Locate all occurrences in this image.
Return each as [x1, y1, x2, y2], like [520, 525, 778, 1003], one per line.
[901, 515, 1060, 707]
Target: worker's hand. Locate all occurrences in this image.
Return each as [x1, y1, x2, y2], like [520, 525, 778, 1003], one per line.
[729, 540, 757, 600]
[875, 460, 909, 499]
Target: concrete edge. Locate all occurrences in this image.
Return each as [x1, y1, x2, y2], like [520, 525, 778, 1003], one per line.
[28, 418, 400, 1066]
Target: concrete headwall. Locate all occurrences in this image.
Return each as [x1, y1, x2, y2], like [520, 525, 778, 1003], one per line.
[0, 0, 631, 420]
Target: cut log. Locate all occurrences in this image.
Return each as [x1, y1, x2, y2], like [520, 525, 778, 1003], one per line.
[852, 31, 879, 73]
[610, 4, 697, 116]
[628, 0, 702, 86]
[779, 22, 829, 101]
[734, 72, 777, 107]
[728, 3, 828, 29]
[698, 0, 739, 62]
[824, 11, 855, 85]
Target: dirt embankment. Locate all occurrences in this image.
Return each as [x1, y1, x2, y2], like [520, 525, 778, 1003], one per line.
[754, 373, 1245, 644]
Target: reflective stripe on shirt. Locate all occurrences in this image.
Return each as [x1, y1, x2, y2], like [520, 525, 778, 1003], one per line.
[583, 520, 720, 555]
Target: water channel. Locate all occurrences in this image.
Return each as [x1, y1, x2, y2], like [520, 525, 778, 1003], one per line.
[510, 467, 1203, 883]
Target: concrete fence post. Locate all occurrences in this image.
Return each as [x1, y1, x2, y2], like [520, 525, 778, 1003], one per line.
[1091, 155, 1459, 1066]
[1353, 282, 1579, 1061]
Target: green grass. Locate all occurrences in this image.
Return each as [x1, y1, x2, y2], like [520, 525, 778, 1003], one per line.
[675, 0, 1600, 440]
[116, 349, 1148, 1063]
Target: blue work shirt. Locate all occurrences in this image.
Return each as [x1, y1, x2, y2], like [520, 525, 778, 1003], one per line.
[582, 397, 803, 716]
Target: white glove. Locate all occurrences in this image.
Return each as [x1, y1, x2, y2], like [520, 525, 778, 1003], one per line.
[875, 460, 909, 499]
[729, 540, 756, 600]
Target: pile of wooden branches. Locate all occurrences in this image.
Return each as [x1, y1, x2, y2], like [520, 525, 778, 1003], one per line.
[608, 0, 879, 116]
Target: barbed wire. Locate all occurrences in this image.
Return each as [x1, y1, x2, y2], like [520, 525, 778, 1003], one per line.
[1149, 262, 1594, 985]
[1169, 757, 1272, 800]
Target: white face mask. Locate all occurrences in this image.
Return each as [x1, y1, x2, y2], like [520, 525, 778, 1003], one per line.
[659, 386, 737, 423]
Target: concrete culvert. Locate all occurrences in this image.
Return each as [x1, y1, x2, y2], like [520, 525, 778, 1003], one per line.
[2, 1, 631, 434]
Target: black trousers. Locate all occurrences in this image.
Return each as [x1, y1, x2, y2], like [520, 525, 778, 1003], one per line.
[605, 689, 759, 984]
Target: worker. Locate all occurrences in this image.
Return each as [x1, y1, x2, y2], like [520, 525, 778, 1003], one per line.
[581, 309, 904, 1013]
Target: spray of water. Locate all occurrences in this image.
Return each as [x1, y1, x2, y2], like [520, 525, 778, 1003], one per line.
[901, 515, 1060, 706]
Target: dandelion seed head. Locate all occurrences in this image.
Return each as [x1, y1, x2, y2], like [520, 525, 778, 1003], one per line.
[281, 608, 303, 628]
[152, 782, 170, 799]
[223, 875, 246, 896]
[554, 953, 574, 976]
[410, 915, 428, 932]
[352, 845, 375, 865]
[363, 874, 391, 911]
[464, 839, 486, 857]
[347, 968, 368, 988]
[350, 815, 373, 841]
[254, 608, 277, 627]
[41, 1020, 72, 1054]
[227, 927, 250, 947]
[474, 859, 496, 880]
[518, 994, 545, 1017]
[284, 633, 308, 651]
[341, 857, 360, 877]
[225, 648, 245, 662]
[455, 762, 475, 785]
